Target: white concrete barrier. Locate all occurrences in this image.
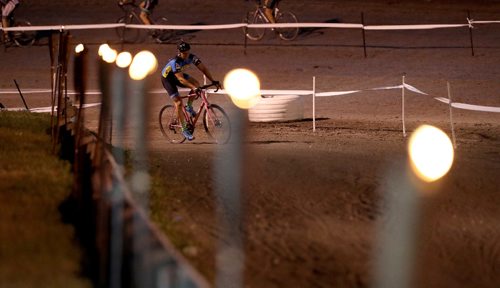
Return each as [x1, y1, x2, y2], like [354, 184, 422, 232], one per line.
[249, 95, 303, 122]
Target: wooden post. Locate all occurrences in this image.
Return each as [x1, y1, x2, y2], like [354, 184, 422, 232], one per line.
[13, 79, 29, 110]
[313, 76, 316, 132]
[402, 74, 406, 137]
[361, 12, 367, 58]
[467, 10, 475, 56]
[447, 82, 457, 148]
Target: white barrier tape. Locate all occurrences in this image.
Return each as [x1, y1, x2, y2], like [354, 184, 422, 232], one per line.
[0, 89, 102, 95]
[127, 23, 247, 30]
[471, 20, 500, 24]
[247, 23, 363, 29]
[2, 23, 124, 32]
[364, 24, 468, 30]
[315, 84, 427, 97]
[4, 86, 499, 113]
[402, 83, 428, 95]
[370, 85, 404, 91]
[2, 19, 497, 32]
[434, 97, 500, 113]
[149, 88, 313, 96]
[2, 102, 101, 113]
[315, 90, 360, 97]
[0, 89, 52, 94]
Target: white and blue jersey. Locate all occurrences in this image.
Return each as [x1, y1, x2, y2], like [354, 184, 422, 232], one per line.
[160, 54, 202, 98]
[161, 54, 201, 79]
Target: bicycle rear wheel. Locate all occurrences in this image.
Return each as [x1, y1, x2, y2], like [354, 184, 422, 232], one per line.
[152, 16, 175, 44]
[116, 14, 143, 43]
[243, 10, 266, 41]
[276, 11, 299, 41]
[203, 104, 231, 144]
[159, 104, 186, 143]
[13, 21, 36, 46]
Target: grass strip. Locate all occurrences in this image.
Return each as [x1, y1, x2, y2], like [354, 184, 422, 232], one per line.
[0, 111, 91, 288]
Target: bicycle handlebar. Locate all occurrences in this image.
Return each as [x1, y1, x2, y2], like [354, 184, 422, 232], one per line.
[184, 82, 221, 98]
[199, 82, 221, 92]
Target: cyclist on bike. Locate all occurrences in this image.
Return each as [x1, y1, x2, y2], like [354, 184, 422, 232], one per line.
[1, 0, 19, 43]
[160, 41, 220, 141]
[118, 0, 157, 25]
[253, 0, 278, 23]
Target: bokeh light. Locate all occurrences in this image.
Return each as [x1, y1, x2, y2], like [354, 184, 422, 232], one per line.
[129, 51, 158, 80]
[98, 44, 117, 63]
[75, 43, 84, 54]
[224, 68, 261, 109]
[98, 44, 110, 56]
[102, 49, 117, 64]
[408, 125, 454, 182]
[116, 51, 132, 68]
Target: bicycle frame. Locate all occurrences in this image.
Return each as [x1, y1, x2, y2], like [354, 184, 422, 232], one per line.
[159, 83, 231, 144]
[182, 84, 218, 128]
[116, 1, 172, 43]
[117, 1, 139, 15]
[244, 2, 298, 41]
[2, 13, 36, 47]
[250, 4, 279, 23]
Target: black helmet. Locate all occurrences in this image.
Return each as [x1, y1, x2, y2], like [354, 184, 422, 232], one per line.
[177, 41, 190, 52]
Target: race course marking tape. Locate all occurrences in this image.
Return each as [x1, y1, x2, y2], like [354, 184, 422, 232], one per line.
[434, 97, 500, 113]
[1, 83, 499, 113]
[1, 19, 499, 32]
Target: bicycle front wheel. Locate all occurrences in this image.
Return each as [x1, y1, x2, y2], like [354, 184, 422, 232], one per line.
[159, 105, 186, 143]
[13, 21, 36, 46]
[203, 104, 231, 144]
[116, 14, 143, 43]
[276, 11, 299, 41]
[243, 10, 266, 41]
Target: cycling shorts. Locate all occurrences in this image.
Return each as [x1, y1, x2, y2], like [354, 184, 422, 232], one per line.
[1, 0, 19, 17]
[161, 73, 191, 98]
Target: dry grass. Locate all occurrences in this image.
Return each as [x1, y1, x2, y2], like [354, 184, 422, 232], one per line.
[0, 111, 91, 288]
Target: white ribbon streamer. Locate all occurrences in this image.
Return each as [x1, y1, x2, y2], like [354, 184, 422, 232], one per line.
[434, 97, 500, 113]
[2, 84, 499, 113]
[1, 18, 497, 32]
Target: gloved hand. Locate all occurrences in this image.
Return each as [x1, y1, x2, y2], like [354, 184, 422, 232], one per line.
[194, 87, 202, 95]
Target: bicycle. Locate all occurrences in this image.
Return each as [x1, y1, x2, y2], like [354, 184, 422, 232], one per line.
[159, 83, 231, 144]
[1, 11, 36, 47]
[243, 2, 299, 41]
[115, 0, 174, 44]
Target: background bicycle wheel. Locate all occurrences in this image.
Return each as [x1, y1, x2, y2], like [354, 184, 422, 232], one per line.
[116, 13, 145, 43]
[243, 10, 266, 41]
[276, 11, 299, 41]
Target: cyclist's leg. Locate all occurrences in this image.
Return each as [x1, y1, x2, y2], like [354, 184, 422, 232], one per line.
[1, 17, 9, 42]
[262, 0, 276, 23]
[184, 74, 200, 107]
[172, 96, 186, 126]
[162, 76, 186, 125]
[2, 2, 18, 41]
[138, 1, 153, 25]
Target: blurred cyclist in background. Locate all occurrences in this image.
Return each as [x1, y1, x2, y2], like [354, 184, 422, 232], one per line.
[249, 0, 278, 23]
[262, 0, 278, 23]
[118, 0, 158, 25]
[160, 41, 220, 141]
[138, 0, 157, 25]
[1, 0, 19, 43]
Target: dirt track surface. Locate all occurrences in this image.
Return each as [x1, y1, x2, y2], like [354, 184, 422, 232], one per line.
[1, 1, 500, 287]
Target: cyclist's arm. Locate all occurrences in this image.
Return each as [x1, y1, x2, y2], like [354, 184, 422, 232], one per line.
[195, 63, 216, 83]
[174, 72, 198, 90]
